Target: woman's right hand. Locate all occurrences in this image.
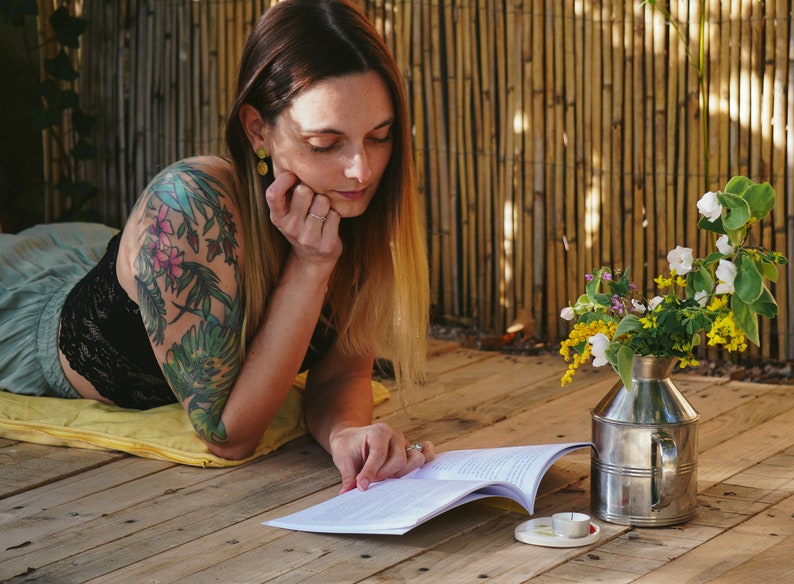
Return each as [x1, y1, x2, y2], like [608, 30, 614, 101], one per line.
[265, 172, 343, 267]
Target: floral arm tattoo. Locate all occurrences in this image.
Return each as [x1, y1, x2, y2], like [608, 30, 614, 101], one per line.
[135, 163, 242, 445]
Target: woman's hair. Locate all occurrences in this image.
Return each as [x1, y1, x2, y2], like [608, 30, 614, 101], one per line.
[225, 0, 429, 390]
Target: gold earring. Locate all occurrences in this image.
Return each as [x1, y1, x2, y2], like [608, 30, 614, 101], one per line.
[256, 146, 269, 176]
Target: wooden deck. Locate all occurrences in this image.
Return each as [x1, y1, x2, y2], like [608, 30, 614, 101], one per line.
[2, 339, 794, 583]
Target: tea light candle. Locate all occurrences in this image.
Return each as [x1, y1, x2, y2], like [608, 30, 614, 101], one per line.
[551, 512, 591, 539]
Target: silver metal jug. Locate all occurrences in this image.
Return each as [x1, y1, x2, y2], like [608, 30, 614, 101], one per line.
[590, 356, 699, 526]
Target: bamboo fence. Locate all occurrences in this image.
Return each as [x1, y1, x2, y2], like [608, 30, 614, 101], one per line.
[38, 0, 794, 361]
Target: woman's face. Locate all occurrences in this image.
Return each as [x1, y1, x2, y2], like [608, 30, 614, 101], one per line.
[266, 71, 395, 219]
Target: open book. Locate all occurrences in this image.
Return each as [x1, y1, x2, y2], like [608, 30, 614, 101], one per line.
[264, 441, 591, 535]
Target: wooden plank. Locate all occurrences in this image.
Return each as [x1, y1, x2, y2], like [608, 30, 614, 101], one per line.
[0, 444, 124, 500]
[539, 451, 794, 583]
[0, 457, 172, 527]
[631, 491, 794, 583]
[699, 400, 794, 487]
[0, 438, 337, 582]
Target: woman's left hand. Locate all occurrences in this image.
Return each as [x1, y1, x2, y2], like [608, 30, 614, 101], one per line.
[329, 423, 435, 494]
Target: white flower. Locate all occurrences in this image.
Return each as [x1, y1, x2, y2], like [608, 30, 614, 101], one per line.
[588, 333, 611, 367]
[694, 289, 709, 307]
[667, 245, 694, 275]
[631, 299, 646, 314]
[715, 259, 737, 294]
[648, 296, 663, 311]
[560, 306, 575, 321]
[697, 191, 723, 222]
[716, 234, 736, 255]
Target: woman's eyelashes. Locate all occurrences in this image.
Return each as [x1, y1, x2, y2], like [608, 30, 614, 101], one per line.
[305, 132, 393, 154]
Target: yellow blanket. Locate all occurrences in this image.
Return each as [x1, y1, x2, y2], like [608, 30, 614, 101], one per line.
[0, 374, 390, 467]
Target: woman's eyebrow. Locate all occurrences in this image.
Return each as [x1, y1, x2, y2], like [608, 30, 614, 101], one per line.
[301, 117, 394, 135]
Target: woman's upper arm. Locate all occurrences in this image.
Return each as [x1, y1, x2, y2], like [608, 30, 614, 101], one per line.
[123, 158, 243, 445]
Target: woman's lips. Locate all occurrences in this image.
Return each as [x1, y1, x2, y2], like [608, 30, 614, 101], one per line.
[335, 189, 368, 200]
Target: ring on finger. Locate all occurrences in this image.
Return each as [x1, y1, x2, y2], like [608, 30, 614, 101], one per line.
[406, 442, 424, 453]
[308, 212, 326, 222]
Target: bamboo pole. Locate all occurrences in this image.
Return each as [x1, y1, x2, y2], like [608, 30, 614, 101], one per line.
[642, 6, 658, 281]
[772, 0, 790, 357]
[578, 0, 591, 277]
[520, 1, 534, 328]
[548, 0, 565, 337]
[630, 4, 646, 290]
[561, 0, 577, 330]
[599, 0, 614, 268]
[589, 0, 603, 270]
[612, 0, 628, 268]
[442, 0, 460, 315]
[531, 1, 546, 330]
[423, 0, 442, 313]
[778, 0, 794, 358]
[494, 0, 509, 328]
[461, 0, 478, 320]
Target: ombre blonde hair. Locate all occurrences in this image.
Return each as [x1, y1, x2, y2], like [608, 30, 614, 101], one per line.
[224, 0, 429, 391]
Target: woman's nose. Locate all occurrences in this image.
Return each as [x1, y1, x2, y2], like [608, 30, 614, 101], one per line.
[344, 149, 372, 183]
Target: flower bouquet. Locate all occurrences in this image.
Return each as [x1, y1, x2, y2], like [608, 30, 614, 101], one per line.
[560, 176, 788, 389]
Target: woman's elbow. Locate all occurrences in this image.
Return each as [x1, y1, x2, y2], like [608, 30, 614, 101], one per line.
[205, 438, 259, 461]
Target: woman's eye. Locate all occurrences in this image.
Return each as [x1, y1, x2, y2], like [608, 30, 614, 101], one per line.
[307, 142, 336, 153]
[369, 134, 393, 145]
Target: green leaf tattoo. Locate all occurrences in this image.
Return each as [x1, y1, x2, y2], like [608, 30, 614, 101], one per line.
[133, 162, 244, 444]
[163, 321, 240, 445]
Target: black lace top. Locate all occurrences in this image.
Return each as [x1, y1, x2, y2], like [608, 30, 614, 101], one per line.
[58, 232, 335, 410]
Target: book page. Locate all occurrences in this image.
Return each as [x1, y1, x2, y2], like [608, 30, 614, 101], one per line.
[264, 442, 591, 535]
[264, 477, 501, 535]
[411, 442, 589, 495]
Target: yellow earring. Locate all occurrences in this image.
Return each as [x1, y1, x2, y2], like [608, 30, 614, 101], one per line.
[256, 146, 269, 176]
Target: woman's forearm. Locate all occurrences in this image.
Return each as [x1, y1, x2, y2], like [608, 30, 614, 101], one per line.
[303, 362, 375, 453]
[208, 254, 333, 459]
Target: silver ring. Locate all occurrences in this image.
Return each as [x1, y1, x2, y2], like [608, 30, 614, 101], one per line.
[406, 443, 424, 453]
[308, 213, 326, 222]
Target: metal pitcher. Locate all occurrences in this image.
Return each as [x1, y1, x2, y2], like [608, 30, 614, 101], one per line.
[590, 356, 699, 526]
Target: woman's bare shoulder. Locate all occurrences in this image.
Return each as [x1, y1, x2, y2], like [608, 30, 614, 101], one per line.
[116, 155, 243, 311]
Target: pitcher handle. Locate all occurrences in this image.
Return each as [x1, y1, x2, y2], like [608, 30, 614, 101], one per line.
[651, 432, 677, 509]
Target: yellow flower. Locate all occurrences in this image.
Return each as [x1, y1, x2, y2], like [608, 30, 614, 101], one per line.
[707, 296, 727, 311]
[560, 320, 617, 386]
[654, 274, 673, 288]
[640, 313, 657, 330]
[706, 312, 747, 352]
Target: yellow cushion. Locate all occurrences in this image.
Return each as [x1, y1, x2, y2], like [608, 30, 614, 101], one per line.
[0, 373, 390, 467]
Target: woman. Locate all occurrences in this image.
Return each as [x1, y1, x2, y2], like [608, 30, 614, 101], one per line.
[0, 0, 434, 493]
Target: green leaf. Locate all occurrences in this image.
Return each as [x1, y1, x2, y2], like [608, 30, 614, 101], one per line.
[71, 139, 97, 161]
[732, 295, 759, 346]
[734, 252, 763, 303]
[688, 265, 714, 295]
[742, 182, 776, 220]
[717, 191, 751, 230]
[723, 175, 755, 195]
[49, 6, 88, 49]
[697, 215, 726, 234]
[613, 314, 643, 339]
[616, 346, 635, 390]
[759, 259, 780, 283]
[749, 286, 778, 319]
[72, 109, 96, 136]
[702, 251, 723, 266]
[39, 80, 79, 115]
[44, 49, 79, 81]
